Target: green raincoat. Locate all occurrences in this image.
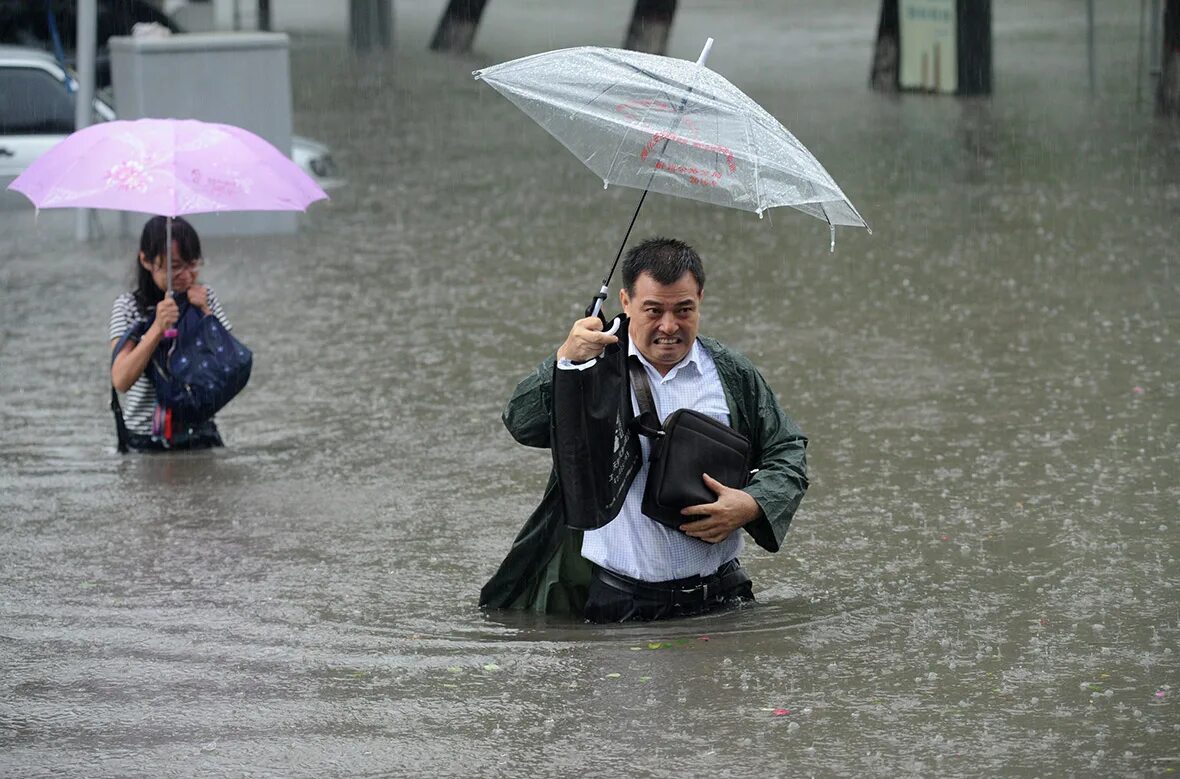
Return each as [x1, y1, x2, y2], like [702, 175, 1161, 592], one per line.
[479, 336, 809, 615]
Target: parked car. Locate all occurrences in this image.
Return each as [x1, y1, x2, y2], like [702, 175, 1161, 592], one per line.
[0, 0, 183, 90]
[0, 45, 344, 194]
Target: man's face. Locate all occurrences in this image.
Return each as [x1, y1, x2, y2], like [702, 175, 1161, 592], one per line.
[620, 271, 702, 374]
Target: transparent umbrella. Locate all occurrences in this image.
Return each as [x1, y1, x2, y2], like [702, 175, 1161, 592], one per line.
[475, 39, 869, 312]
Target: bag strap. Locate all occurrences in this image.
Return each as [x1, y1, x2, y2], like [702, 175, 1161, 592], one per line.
[627, 356, 664, 441]
[110, 389, 130, 453]
[109, 320, 150, 455]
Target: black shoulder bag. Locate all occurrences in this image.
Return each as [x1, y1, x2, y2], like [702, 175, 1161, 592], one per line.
[627, 356, 751, 529]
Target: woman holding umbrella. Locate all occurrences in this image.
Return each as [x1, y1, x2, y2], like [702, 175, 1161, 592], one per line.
[108, 216, 233, 452]
[6, 117, 323, 450]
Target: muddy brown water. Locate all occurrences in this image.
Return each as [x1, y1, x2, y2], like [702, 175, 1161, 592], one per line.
[1, 2, 1177, 776]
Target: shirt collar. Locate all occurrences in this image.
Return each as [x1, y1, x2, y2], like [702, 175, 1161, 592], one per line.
[628, 337, 702, 381]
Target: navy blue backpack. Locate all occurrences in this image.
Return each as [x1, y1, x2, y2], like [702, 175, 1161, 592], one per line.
[111, 298, 252, 451]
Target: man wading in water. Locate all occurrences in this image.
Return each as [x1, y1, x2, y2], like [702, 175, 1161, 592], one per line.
[481, 238, 809, 623]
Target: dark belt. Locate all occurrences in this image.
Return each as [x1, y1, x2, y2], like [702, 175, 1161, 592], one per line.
[594, 559, 749, 609]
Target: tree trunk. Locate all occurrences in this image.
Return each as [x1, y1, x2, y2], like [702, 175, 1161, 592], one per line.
[430, 0, 490, 53]
[869, 0, 899, 92]
[956, 0, 992, 95]
[1160, 0, 1180, 115]
[350, 0, 393, 51]
[623, 0, 677, 55]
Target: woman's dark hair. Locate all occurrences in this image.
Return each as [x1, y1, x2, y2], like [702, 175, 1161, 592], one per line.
[621, 237, 705, 295]
[132, 216, 202, 313]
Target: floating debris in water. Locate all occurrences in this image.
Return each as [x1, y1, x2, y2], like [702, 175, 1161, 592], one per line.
[629, 639, 699, 651]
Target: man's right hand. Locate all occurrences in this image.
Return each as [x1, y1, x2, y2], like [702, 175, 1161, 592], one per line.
[557, 316, 619, 362]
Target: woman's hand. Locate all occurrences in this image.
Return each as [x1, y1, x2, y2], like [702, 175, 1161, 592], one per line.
[187, 284, 211, 315]
[150, 295, 180, 335]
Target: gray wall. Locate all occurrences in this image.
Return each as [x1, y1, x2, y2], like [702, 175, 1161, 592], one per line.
[109, 32, 297, 236]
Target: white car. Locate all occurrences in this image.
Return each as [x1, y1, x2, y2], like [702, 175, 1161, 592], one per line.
[0, 45, 344, 192]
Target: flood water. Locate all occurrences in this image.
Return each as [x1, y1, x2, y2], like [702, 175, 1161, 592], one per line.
[1, 1, 1177, 776]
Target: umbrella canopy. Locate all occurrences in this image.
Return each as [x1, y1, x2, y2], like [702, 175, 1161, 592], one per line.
[7, 117, 328, 216]
[474, 44, 868, 230]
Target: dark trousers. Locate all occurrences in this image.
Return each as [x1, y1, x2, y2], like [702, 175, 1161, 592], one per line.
[584, 559, 754, 623]
[125, 420, 224, 453]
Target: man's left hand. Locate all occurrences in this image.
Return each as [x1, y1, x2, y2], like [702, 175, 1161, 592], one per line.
[679, 473, 761, 544]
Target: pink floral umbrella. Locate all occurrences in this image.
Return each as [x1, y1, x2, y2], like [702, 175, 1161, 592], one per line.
[7, 118, 328, 327]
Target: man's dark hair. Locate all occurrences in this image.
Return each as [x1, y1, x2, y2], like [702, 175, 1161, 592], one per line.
[621, 237, 705, 296]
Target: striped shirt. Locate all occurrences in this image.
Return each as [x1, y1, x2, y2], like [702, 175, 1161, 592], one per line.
[108, 289, 232, 435]
[579, 338, 744, 582]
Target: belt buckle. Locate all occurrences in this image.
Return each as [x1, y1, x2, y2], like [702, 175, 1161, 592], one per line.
[678, 582, 708, 603]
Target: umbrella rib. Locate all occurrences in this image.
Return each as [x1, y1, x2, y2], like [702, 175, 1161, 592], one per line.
[571, 79, 633, 180]
[742, 115, 763, 214]
[603, 90, 662, 185]
[601, 63, 685, 184]
[620, 65, 708, 186]
[621, 62, 695, 111]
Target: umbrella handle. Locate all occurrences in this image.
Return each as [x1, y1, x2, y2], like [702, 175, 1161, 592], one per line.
[163, 217, 177, 339]
[585, 283, 610, 319]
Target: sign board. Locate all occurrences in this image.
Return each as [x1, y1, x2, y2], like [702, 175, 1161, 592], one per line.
[899, 0, 957, 93]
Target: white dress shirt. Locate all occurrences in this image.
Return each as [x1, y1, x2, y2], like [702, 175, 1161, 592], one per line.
[573, 338, 744, 582]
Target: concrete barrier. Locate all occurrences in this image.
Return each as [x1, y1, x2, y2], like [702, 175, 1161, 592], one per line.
[109, 32, 297, 236]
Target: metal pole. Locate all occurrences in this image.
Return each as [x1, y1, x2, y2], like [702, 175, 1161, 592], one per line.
[1138, 0, 1148, 106]
[166, 217, 174, 297]
[164, 217, 178, 339]
[74, 0, 97, 242]
[1151, 0, 1163, 80]
[1087, 0, 1096, 96]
